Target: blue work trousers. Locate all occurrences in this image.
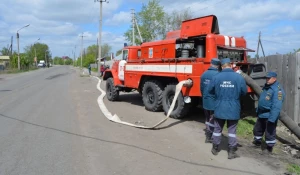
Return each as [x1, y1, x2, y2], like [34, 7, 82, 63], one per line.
[212, 118, 238, 147]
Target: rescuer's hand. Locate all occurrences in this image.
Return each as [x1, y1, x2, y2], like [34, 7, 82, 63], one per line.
[235, 70, 242, 74]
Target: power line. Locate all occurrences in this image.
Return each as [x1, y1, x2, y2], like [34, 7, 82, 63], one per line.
[261, 39, 289, 45]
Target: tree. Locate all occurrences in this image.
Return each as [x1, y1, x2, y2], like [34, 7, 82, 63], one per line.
[64, 58, 73, 65]
[101, 43, 112, 59]
[87, 44, 98, 57]
[53, 56, 61, 65]
[23, 42, 51, 67]
[83, 53, 96, 68]
[0, 47, 10, 56]
[86, 44, 112, 60]
[164, 8, 193, 38]
[116, 49, 122, 56]
[124, 0, 165, 45]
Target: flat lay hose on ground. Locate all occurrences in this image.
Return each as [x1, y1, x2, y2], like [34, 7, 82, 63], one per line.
[96, 76, 191, 129]
[236, 70, 300, 140]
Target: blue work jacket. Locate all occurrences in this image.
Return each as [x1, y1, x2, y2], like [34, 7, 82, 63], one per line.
[200, 67, 219, 110]
[257, 81, 285, 123]
[208, 68, 247, 120]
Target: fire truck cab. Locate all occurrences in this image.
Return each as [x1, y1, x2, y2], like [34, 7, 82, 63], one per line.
[103, 15, 266, 119]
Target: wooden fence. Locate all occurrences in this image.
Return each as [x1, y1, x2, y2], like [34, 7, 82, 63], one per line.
[249, 53, 300, 124]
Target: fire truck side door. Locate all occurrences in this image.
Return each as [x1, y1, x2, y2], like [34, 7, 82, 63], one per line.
[118, 60, 127, 81]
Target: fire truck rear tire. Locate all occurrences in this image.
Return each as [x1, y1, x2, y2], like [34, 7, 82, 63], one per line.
[162, 84, 189, 119]
[142, 81, 163, 112]
[106, 77, 119, 101]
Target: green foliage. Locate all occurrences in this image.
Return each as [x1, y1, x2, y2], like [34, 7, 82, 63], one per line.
[138, 0, 165, 41]
[75, 43, 112, 68]
[163, 8, 193, 38]
[101, 43, 112, 58]
[64, 59, 73, 65]
[124, 0, 166, 44]
[116, 49, 122, 56]
[83, 53, 96, 68]
[24, 42, 51, 64]
[287, 164, 300, 175]
[53, 56, 61, 65]
[223, 116, 256, 139]
[0, 47, 10, 55]
[58, 58, 64, 65]
[87, 44, 98, 57]
[86, 44, 112, 59]
[123, 1, 193, 45]
[52, 56, 73, 65]
[10, 52, 18, 69]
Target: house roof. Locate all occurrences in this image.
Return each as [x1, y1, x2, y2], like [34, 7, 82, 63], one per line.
[0, 56, 10, 60]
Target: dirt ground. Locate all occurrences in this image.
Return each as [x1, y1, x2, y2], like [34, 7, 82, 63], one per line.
[189, 106, 300, 172]
[87, 68, 300, 174]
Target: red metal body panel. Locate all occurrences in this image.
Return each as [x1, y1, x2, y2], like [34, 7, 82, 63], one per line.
[165, 30, 180, 39]
[106, 15, 255, 98]
[141, 39, 176, 59]
[180, 15, 219, 38]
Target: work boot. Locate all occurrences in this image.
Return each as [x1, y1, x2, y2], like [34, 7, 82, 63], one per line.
[260, 146, 273, 156]
[252, 140, 262, 148]
[211, 144, 219, 155]
[205, 132, 213, 143]
[228, 146, 240, 159]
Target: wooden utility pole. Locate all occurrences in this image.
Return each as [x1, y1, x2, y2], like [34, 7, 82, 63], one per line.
[256, 31, 265, 63]
[131, 9, 135, 46]
[79, 33, 86, 69]
[95, 0, 108, 76]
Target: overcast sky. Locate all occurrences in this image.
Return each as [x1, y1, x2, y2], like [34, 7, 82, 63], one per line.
[0, 0, 299, 59]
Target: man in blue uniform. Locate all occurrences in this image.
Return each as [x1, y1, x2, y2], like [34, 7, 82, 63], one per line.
[208, 58, 247, 159]
[88, 64, 91, 75]
[200, 58, 221, 143]
[253, 71, 285, 155]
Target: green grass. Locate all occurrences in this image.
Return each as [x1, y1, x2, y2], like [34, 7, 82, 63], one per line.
[224, 116, 257, 139]
[287, 164, 300, 175]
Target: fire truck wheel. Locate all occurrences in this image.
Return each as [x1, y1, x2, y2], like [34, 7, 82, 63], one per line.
[142, 81, 163, 112]
[162, 84, 189, 119]
[106, 77, 119, 101]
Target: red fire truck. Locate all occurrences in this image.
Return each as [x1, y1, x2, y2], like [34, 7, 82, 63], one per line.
[103, 15, 266, 118]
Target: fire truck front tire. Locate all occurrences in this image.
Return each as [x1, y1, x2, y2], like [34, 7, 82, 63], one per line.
[106, 77, 119, 101]
[142, 81, 163, 112]
[162, 84, 189, 119]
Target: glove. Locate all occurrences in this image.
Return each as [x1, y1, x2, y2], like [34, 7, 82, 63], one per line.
[235, 70, 242, 74]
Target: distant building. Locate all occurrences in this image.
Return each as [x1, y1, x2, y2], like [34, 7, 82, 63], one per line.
[0, 56, 10, 70]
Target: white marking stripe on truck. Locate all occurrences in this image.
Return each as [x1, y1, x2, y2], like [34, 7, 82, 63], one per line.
[231, 37, 236, 47]
[125, 64, 193, 74]
[224, 36, 230, 46]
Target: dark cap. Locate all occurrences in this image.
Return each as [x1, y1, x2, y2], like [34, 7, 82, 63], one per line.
[211, 58, 220, 66]
[221, 58, 231, 65]
[266, 71, 277, 78]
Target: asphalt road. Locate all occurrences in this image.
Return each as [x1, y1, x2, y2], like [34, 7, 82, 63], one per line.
[0, 66, 284, 175]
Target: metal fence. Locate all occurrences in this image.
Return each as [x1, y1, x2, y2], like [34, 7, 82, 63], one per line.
[249, 53, 300, 124]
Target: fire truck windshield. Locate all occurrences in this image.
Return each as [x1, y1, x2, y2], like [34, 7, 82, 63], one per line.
[217, 49, 244, 62]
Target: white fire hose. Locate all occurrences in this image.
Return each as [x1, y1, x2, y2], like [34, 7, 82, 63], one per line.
[95, 76, 192, 129]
